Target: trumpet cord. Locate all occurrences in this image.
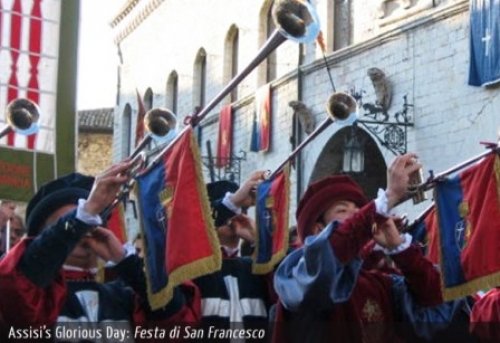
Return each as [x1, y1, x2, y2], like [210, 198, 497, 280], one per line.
[320, 50, 336, 93]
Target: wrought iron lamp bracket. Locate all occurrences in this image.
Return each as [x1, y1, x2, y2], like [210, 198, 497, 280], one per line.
[350, 89, 414, 156]
[201, 150, 247, 184]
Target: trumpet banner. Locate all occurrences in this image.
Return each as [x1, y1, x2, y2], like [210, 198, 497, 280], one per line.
[135, 128, 221, 310]
[433, 153, 500, 301]
[252, 164, 290, 274]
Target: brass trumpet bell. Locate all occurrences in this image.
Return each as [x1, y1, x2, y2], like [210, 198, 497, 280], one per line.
[326, 92, 358, 124]
[143, 107, 177, 137]
[272, 0, 320, 43]
[0, 98, 40, 139]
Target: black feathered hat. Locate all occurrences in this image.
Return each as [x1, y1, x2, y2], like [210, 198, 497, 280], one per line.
[26, 172, 95, 236]
[206, 180, 239, 227]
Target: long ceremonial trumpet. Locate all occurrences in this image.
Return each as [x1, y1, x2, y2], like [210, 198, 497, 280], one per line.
[189, 0, 320, 126]
[100, 107, 177, 219]
[130, 107, 177, 159]
[270, 92, 358, 178]
[326, 92, 357, 122]
[0, 98, 40, 139]
[396, 142, 500, 208]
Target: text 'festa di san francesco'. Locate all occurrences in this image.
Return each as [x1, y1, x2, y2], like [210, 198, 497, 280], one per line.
[7, 325, 268, 341]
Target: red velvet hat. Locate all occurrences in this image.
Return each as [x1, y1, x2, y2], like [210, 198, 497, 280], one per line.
[296, 175, 368, 241]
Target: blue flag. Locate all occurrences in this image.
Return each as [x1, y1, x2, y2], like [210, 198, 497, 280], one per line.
[469, 0, 500, 86]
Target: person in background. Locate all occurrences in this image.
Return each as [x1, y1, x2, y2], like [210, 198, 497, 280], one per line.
[160, 172, 275, 342]
[133, 232, 145, 259]
[194, 173, 275, 331]
[0, 213, 26, 254]
[0, 200, 17, 254]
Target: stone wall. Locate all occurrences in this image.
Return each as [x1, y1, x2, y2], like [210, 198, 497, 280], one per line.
[77, 132, 113, 177]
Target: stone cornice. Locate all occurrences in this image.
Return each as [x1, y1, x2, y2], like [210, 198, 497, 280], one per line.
[111, 0, 165, 44]
[303, 0, 469, 76]
[110, 0, 139, 27]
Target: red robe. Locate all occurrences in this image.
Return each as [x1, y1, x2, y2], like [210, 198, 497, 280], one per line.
[0, 239, 200, 343]
[272, 201, 444, 343]
[470, 288, 500, 342]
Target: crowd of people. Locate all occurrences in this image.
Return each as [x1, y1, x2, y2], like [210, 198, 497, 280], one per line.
[0, 152, 497, 342]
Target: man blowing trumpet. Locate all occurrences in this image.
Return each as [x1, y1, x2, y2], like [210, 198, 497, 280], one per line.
[272, 153, 472, 343]
[0, 160, 192, 341]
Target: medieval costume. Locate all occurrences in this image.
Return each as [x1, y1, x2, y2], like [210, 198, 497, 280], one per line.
[470, 288, 500, 342]
[184, 180, 275, 342]
[272, 175, 471, 343]
[0, 172, 197, 342]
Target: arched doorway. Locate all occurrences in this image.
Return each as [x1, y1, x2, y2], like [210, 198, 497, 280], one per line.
[309, 126, 387, 199]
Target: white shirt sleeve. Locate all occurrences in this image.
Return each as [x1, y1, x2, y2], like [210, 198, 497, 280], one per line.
[76, 198, 103, 226]
[374, 188, 396, 217]
[373, 189, 411, 254]
[373, 233, 413, 255]
[221, 192, 242, 215]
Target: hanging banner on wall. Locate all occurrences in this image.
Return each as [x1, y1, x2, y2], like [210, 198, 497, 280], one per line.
[468, 0, 500, 87]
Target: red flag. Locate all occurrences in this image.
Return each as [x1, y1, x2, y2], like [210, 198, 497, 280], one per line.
[251, 84, 271, 152]
[215, 105, 232, 168]
[106, 202, 127, 244]
[135, 89, 146, 147]
[135, 127, 221, 309]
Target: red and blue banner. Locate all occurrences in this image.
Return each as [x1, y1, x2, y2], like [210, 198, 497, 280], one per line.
[433, 153, 500, 301]
[135, 128, 221, 309]
[469, 0, 500, 86]
[250, 84, 271, 152]
[252, 164, 290, 274]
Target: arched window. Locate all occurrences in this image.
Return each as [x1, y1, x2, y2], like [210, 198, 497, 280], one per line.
[333, 0, 352, 50]
[231, 29, 239, 101]
[193, 48, 207, 110]
[166, 71, 178, 114]
[144, 88, 153, 111]
[266, 5, 277, 83]
[224, 25, 240, 103]
[122, 103, 132, 157]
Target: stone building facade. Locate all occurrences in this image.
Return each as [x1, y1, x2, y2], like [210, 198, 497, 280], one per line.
[77, 108, 114, 176]
[110, 0, 499, 224]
